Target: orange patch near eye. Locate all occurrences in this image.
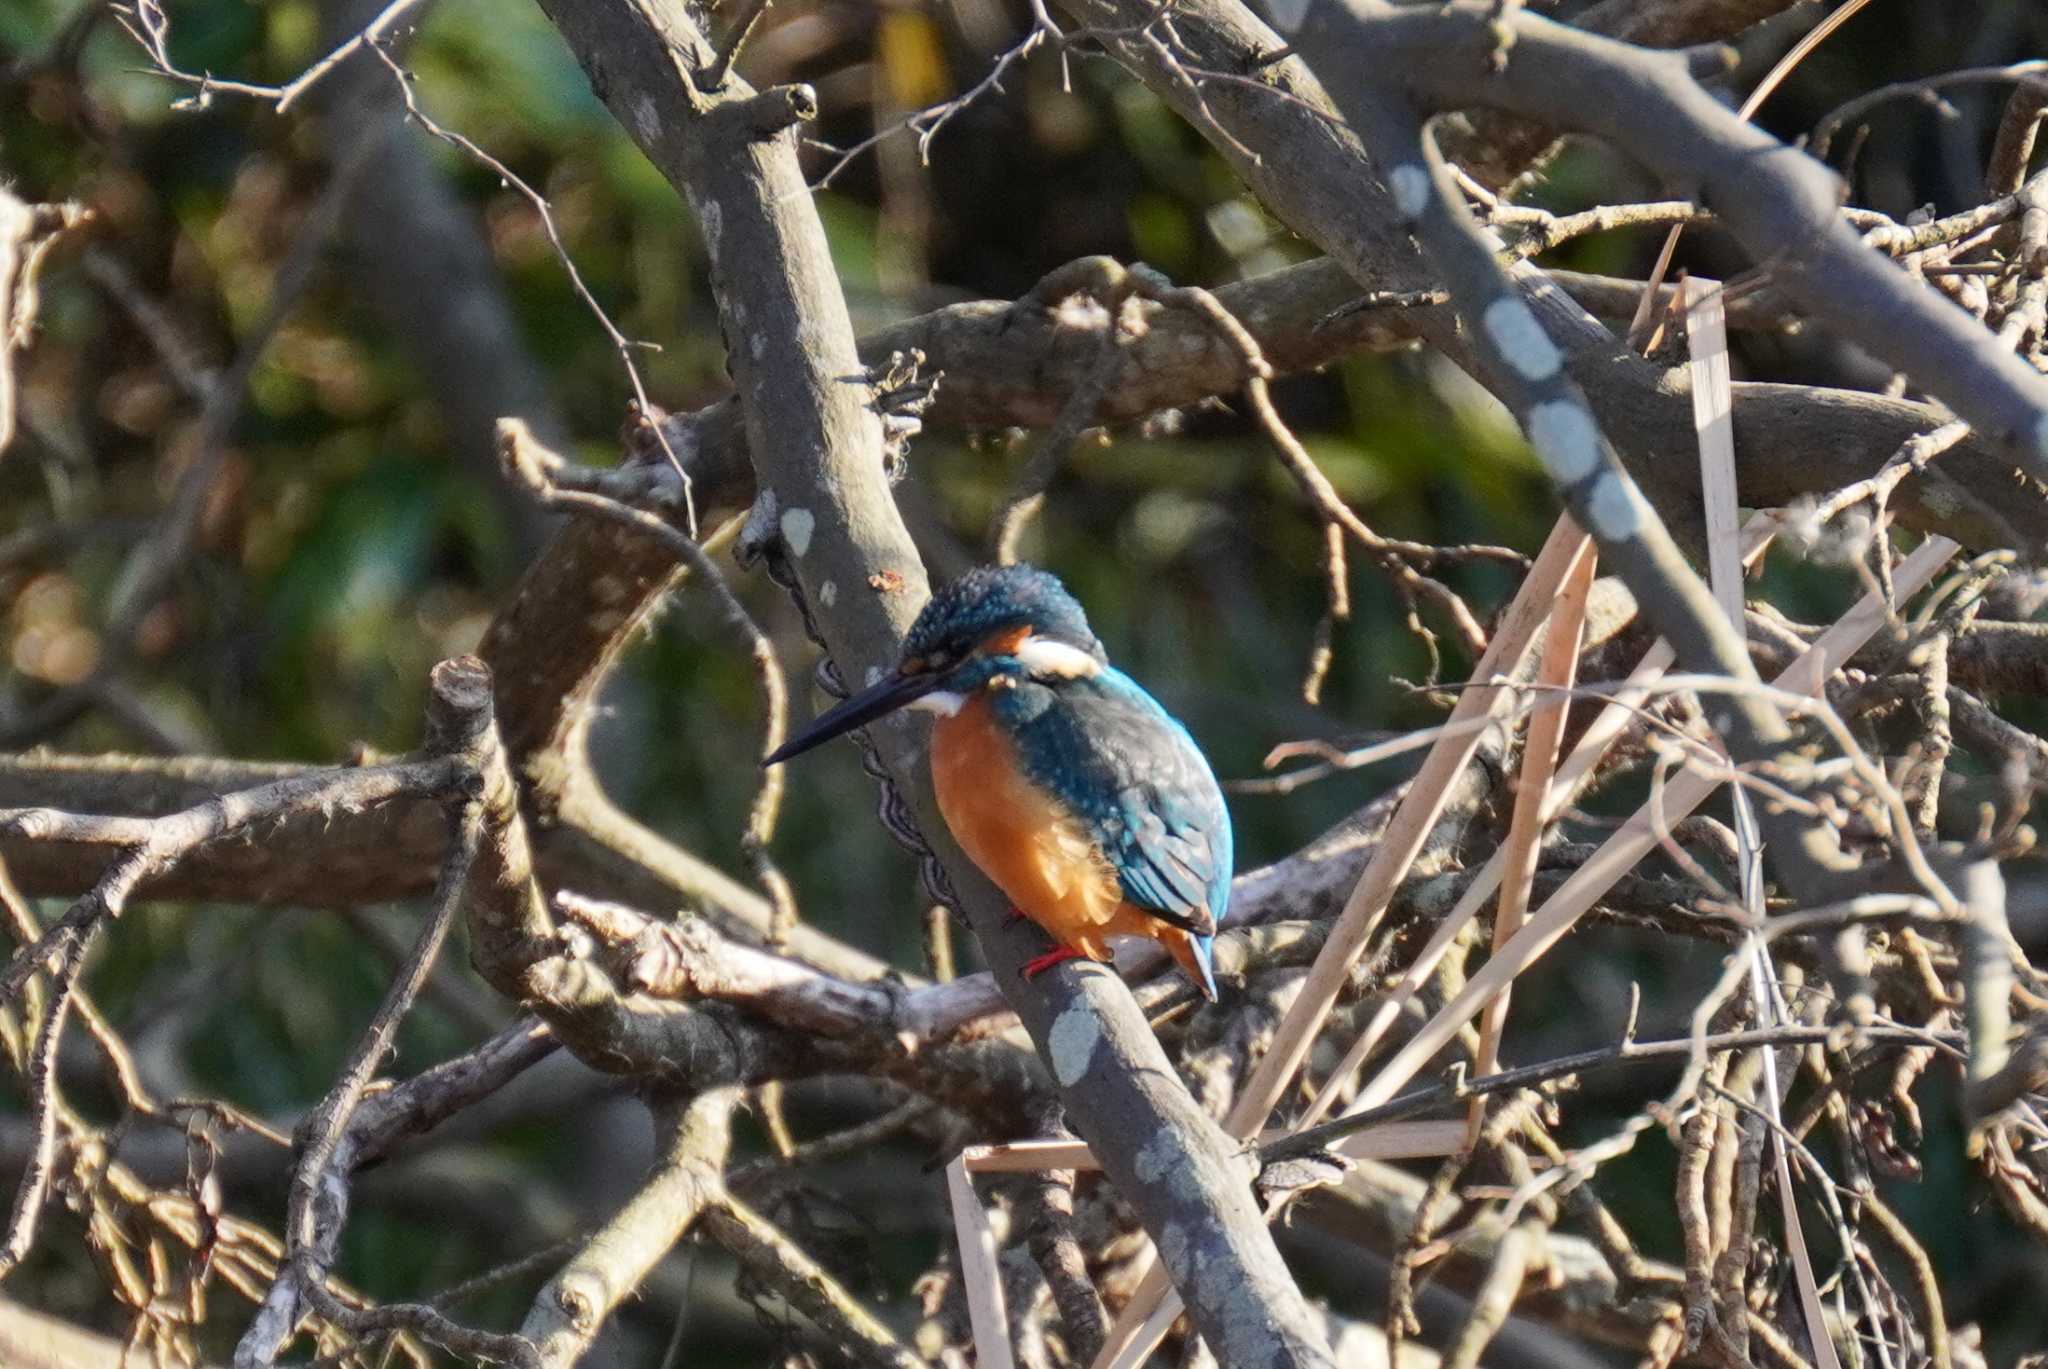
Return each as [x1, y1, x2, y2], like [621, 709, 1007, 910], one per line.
[982, 625, 1032, 655]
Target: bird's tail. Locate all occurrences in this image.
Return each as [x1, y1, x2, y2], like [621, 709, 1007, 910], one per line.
[1169, 930, 1219, 1002]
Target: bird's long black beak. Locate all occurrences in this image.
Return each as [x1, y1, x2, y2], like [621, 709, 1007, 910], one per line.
[764, 669, 944, 766]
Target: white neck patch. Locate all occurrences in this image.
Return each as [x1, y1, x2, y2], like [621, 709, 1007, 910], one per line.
[910, 689, 966, 716]
[1014, 635, 1101, 680]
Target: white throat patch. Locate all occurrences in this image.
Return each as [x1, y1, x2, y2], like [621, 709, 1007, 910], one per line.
[1014, 635, 1101, 680]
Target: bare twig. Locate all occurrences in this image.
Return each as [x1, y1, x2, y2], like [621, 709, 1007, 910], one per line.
[1440, 1219, 1541, 1369]
[0, 933, 86, 1279]
[114, 0, 428, 111]
[696, 0, 769, 93]
[0, 189, 89, 460]
[1988, 79, 2048, 197]
[363, 40, 698, 530]
[520, 1088, 735, 1368]
[497, 419, 797, 939]
[236, 805, 494, 1366]
[702, 1193, 924, 1369]
[1813, 62, 2048, 163]
[1263, 1022, 1958, 1164]
[990, 305, 1126, 564]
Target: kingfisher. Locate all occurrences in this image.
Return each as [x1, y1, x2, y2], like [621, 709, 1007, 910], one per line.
[765, 564, 1228, 1000]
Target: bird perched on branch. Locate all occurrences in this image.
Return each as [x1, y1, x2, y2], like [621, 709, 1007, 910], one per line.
[766, 564, 1228, 1000]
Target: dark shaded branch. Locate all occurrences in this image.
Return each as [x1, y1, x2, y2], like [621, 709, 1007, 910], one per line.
[475, 405, 886, 979]
[314, 0, 563, 554]
[0, 756, 460, 1005]
[698, 1195, 924, 1369]
[0, 752, 450, 908]
[342, 1018, 560, 1170]
[1018, 1160, 1110, 1364]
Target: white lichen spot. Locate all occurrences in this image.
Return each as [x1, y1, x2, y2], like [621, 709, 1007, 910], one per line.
[1526, 400, 1602, 482]
[865, 665, 886, 688]
[1051, 293, 1112, 333]
[700, 200, 722, 251]
[780, 507, 815, 558]
[1047, 1005, 1100, 1087]
[749, 333, 767, 361]
[819, 580, 838, 608]
[1586, 473, 1642, 540]
[1483, 297, 1562, 381]
[1135, 1131, 1177, 1185]
[1387, 164, 1432, 220]
[632, 94, 660, 144]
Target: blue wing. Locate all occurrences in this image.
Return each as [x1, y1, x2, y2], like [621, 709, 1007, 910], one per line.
[991, 667, 1231, 937]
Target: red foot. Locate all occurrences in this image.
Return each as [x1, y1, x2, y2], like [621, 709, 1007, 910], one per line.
[1021, 946, 1087, 981]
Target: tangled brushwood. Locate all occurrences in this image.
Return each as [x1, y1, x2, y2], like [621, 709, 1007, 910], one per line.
[6, 0, 2048, 1366]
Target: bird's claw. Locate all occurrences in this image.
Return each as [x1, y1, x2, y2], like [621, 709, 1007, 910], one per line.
[1021, 946, 1086, 980]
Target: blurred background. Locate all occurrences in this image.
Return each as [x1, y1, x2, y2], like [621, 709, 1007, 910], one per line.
[3, 0, 2047, 1361]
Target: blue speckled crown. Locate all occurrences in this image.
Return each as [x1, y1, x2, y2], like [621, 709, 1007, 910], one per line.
[906, 565, 1105, 663]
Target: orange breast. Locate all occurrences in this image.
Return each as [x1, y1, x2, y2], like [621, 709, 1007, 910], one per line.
[931, 694, 1122, 956]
